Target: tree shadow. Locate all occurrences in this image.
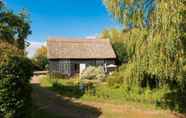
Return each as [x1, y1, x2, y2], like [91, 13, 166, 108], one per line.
[48, 81, 97, 99]
[157, 81, 186, 114]
[31, 83, 102, 118]
[140, 73, 186, 114]
[49, 82, 85, 98]
[159, 87, 186, 113]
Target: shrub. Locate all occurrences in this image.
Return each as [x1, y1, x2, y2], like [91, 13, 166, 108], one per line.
[0, 42, 33, 118]
[107, 72, 124, 88]
[80, 66, 105, 81]
[32, 46, 48, 70]
[107, 64, 127, 87]
[0, 56, 33, 118]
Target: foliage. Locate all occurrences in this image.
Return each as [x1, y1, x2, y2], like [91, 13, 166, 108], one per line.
[103, 0, 186, 112]
[0, 1, 33, 118]
[0, 56, 33, 118]
[0, 57, 32, 117]
[101, 28, 122, 42]
[100, 28, 128, 64]
[0, 41, 22, 62]
[112, 42, 128, 64]
[107, 65, 126, 87]
[32, 46, 48, 70]
[104, 0, 185, 81]
[0, 1, 31, 50]
[93, 84, 168, 106]
[0, 42, 33, 118]
[80, 66, 105, 81]
[103, 0, 155, 27]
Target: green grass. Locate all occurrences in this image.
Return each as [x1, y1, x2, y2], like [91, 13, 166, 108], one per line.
[36, 75, 186, 118]
[39, 75, 169, 111]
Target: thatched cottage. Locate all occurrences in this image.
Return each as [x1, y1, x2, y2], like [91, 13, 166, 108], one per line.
[47, 38, 116, 75]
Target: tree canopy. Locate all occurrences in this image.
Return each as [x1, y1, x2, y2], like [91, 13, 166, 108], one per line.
[100, 28, 128, 65]
[103, 0, 186, 81]
[0, 1, 31, 50]
[103, 0, 155, 27]
[32, 46, 48, 70]
[103, 0, 186, 112]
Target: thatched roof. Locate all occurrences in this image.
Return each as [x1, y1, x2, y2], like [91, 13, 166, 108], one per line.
[47, 38, 116, 59]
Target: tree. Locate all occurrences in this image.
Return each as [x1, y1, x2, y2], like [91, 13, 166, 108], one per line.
[0, 1, 31, 50]
[32, 46, 48, 70]
[103, 0, 155, 27]
[103, 0, 186, 112]
[103, 0, 185, 81]
[100, 28, 128, 65]
[0, 41, 33, 117]
[0, 2, 33, 117]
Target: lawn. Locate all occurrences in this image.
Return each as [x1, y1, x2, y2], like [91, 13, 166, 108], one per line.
[30, 75, 186, 118]
[40, 75, 165, 109]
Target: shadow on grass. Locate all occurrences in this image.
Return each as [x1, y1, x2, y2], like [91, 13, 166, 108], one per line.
[49, 82, 85, 98]
[159, 87, 186, 113]
[155, 80, 186, 114]
[31, 83, 102, 118]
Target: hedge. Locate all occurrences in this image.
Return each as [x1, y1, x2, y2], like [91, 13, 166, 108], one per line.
[0, 41, 33, 118]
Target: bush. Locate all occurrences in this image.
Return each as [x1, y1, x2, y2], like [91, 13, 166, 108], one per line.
[0, 42, 33, 118]
[0, 56, 33, 118]
[107, 64, 127, 87]
[80, 66, 105, 81]
[107, 71, 124, 88]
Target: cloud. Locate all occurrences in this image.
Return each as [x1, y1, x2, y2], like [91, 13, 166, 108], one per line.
[85, 33, 98, 39]
[26, 42, 44, 58]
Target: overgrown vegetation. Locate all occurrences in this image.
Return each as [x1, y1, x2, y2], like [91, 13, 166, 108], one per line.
[0, 41, 33, 118]
[0, 1, 33, 118]
[103, 0, 186, 113]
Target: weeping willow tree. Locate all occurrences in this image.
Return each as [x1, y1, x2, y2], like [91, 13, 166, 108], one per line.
[103, 0, 186, 84]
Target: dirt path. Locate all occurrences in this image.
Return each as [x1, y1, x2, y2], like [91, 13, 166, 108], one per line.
[31, 76, 186, 118]
[32, 75, 101, 118]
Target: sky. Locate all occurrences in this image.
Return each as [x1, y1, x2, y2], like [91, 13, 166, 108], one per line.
[5, 0, 121, 57]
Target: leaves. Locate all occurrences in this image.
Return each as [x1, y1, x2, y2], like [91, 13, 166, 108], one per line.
[32, 46, 48, 70]
[103, 0, 186, 81]
[0, 2, 31, 50]
[100, 28, 129, 64]
[0, 50, 33, 117]
[103, 0, 154, 27]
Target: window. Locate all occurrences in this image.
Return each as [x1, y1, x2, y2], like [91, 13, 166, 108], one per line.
[96, 60, 104, 65]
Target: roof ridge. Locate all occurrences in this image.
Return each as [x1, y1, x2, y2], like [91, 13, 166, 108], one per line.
[48, 38, 110, 43]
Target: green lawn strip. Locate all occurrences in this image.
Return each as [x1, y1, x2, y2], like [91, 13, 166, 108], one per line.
[39, 77, 166, 111]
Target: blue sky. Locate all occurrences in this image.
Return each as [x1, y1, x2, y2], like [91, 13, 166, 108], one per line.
[5, 0, 120, 42]
[5, 0, 121, 57]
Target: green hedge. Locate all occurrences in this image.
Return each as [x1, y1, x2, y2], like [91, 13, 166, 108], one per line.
[0, 56, 33, 118]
